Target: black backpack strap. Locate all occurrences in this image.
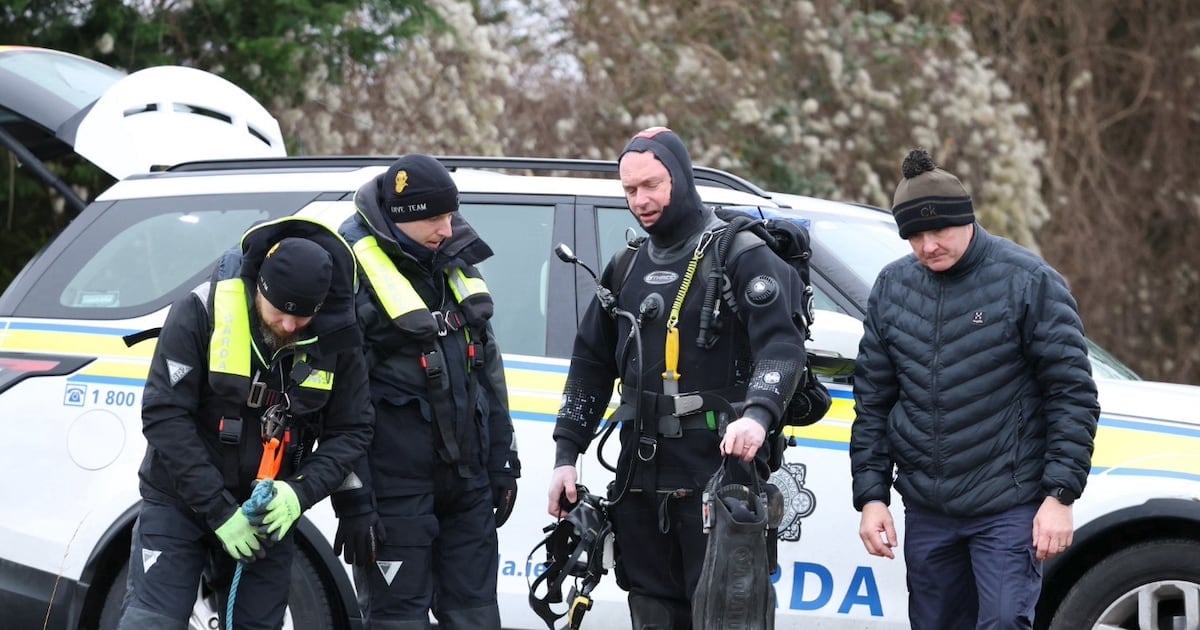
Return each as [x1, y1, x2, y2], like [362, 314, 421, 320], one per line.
[605, 236, 647, 297]
[697, 221, 759, 349]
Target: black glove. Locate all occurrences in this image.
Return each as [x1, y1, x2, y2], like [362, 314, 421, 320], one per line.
[333, 511, 386, 567]
[331, 487, 383, 567]
[490, 474, 518, 528]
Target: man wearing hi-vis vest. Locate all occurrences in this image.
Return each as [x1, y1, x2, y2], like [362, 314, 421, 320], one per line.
[117, 218, 374, 629]
[333, 154, 521, 629]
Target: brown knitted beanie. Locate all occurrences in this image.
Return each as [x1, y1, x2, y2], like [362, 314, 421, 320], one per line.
[891, 148, 974, 239]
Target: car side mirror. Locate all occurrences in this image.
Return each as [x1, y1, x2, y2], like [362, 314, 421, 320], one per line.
[806, 310, 862, 379]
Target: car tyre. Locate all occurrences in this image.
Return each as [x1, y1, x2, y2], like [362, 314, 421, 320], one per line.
[98, 547, 335, 629]
[1048, 538, 1200, 630]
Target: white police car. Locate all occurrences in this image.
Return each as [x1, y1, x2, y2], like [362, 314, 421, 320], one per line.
[2, 48, 1199, 630]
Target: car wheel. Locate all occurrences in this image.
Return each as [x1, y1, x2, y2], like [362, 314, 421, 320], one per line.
[98, 549, 335, 629]
[1048, 539, 1200, 630]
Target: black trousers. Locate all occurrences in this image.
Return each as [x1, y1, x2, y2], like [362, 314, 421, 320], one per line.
[611, 489, 707, 609]
[118, 497, 294, 630]
[354, 467, 500, 629]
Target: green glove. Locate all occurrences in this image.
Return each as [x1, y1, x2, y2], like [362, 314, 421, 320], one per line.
[262, 481, 302, 541]
[215, 510, 265, 562]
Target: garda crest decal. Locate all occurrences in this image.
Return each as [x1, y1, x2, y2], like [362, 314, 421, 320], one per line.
[768, 462, 817, 542]
[394, 170, 409, 194]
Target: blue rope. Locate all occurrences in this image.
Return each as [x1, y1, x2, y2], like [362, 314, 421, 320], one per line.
[226, 479, 275, 630]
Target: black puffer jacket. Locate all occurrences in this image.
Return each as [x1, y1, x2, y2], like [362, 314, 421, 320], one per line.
[850, 225, 1099, 516]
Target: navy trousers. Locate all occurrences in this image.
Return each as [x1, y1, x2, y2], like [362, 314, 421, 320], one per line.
[118, 497, 294, 630]
[903, 502, 1042, 630]
[353, 469, 500, 629]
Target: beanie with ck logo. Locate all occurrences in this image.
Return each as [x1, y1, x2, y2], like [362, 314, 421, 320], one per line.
[891, 148, 975, 239]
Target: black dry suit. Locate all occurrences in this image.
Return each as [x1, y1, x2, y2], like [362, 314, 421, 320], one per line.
[551, 129, 809, 627]
[137, 217, 374, 533]
[338, 180, 519, 500]
[554, 134, 809, 493]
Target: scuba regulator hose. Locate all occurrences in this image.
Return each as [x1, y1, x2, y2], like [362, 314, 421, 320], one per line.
[552, 242, 647, 508]
[596, 304, 644, 507]
[535, 244, 654, 628]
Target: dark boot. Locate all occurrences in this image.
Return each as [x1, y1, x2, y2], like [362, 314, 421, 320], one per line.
[629, 593, 690, 629]
[436, 603, 500, 630]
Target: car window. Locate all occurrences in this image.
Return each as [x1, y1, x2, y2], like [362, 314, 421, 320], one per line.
[0, 47, 124, 117]
[62, 209, 268, 309]
[459, 202, 555, 357]
[1087, 339, 1140, 380]
[597, 205, 644, 267]
[809, 215, 911, 290]
[8, 193, 312, 319]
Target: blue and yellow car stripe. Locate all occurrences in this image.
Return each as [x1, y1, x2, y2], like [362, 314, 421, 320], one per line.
[5, 321, 1199, 482]
[0, 321, 155, 359]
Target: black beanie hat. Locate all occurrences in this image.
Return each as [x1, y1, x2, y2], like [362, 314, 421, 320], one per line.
[891, 148, 975, 239]
[257, 237, 333, 316]
[380, 154, 459, 223]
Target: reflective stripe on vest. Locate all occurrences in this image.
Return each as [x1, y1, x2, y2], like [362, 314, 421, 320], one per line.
[210, 278, 252, 379]
[299, 361, 335, 391]
[209, 278, 335, 393]
[353, 235, 491, 328]
[353, 237, 428, 320]
[447, 267, 489, 305]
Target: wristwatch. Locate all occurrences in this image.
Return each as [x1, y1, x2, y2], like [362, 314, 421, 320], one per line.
[1048, 487, 1077, 506]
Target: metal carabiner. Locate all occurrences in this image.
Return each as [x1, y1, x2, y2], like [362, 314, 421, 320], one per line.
[694, 229, 716, 259]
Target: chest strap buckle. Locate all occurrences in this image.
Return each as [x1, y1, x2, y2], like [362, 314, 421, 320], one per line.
[420, 349, 446, 379]
[432, 310, 465, 337]
[218, 416, 243, 445]
[247, 375, 267, 409]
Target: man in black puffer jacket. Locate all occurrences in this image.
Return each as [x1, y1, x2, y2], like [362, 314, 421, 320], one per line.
[850, 148, 1100, 630]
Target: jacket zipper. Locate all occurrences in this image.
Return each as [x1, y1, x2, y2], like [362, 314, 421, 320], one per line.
[933, 281, 944, 504]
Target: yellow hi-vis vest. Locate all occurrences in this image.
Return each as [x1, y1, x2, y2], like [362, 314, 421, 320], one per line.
[208, 278, 335, 411]
[351, 235, 493, 339]
[352, 235, 493, 472]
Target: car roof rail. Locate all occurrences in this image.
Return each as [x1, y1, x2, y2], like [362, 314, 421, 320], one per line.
[164, 155, 774, 199]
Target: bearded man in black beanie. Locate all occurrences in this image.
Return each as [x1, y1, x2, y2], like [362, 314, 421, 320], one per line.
[331, 154, 520, 629]
[118, 219, 373, 630]
[546, 127, 812, 628]
[850, 148, 1099, 629]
